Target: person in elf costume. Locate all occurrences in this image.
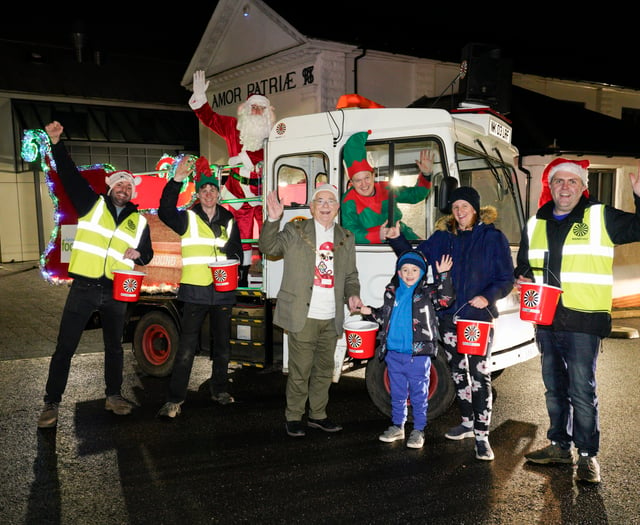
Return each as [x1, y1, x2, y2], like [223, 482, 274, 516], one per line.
[188, 70, 276, 286]
[340, 130, 434, 244]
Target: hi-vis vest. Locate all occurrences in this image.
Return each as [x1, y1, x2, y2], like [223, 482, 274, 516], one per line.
[69, 198, 147, 280]
[180, 210, 233, 286]
[527, 204, 614, 312]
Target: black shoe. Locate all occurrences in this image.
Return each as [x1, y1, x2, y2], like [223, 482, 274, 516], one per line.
[286, 420, 306, 437]
[307, 418, 343, 432]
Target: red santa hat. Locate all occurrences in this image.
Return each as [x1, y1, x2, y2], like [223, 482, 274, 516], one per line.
[105, 170, 141, 199]
[538, 158, 590, 208]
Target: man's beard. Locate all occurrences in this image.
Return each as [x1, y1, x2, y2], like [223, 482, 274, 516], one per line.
[238, 113, 271, 151]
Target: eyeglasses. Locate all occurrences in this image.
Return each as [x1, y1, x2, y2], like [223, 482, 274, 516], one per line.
[313, 198, 338, 206]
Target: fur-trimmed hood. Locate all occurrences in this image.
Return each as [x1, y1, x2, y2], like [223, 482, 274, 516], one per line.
[434, 205, 498, 231]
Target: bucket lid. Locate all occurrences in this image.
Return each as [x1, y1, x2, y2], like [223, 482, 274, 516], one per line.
[343, 320, 378, 331]
[455, 318, 493, 325]
[112, 270, 146, 276]
[208, 259, 240, 267]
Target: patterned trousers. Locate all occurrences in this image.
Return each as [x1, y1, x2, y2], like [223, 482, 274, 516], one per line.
[439, 315, 493, 439]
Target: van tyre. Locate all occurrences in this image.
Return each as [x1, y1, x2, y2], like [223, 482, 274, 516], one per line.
[133, 311, 179, 377]
[365, 349, 455, 421]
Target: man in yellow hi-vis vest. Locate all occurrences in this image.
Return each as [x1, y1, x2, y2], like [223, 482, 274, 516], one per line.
[515, 158, 640, 484]
[156, 156, 242, 418]
[37, 121, 154, 429]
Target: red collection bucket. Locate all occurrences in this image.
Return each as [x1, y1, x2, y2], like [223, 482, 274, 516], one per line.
[208, 260, 240, 292]
[343, 320, 378, 359]
[112, 270, 145, 302]
[455, 319, 492, 356]
[519, 282, 563, 325]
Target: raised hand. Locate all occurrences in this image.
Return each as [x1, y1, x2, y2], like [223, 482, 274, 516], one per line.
[189, 70, 210, 109]
[265, 190, 283, 220]
[416, 149, 435, 175]
[45, 121, 63, 145]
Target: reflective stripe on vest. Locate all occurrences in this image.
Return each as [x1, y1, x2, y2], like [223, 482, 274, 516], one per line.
[527, 204, 614, 312]
[69, 198, 147, 280]
[180, 211, 232, 286]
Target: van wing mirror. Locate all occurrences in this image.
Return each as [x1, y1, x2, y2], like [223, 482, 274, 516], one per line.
[438, 176, 458, 214]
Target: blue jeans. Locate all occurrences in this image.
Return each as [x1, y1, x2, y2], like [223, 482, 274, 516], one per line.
[44, 279, 127, 403]
[167, 302, 232, 403]
[536, 329, 601, 456]
[386, 351, 431, 431]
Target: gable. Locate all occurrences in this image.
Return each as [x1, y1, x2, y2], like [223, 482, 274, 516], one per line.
[184, 0, 306, 85]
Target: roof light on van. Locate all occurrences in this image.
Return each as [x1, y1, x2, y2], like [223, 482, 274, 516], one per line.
[336, 94, 385, 109]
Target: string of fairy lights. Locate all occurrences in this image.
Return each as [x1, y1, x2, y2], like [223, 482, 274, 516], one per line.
[20, 129, 220, 287]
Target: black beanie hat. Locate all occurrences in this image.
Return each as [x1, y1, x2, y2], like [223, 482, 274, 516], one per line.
[449, 186, 480, 216]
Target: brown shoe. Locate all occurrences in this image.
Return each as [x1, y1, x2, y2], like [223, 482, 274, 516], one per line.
[37, 402, 59, 428]
[105, 395, 134, 415]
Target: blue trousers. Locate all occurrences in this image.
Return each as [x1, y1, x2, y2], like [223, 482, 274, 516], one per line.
[386, 350, 431, 431]
[44, 279, 127, 403]
[536, 329, 601, 456]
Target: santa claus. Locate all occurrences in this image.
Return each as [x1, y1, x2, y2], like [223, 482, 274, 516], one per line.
[188, 70, 276, 286]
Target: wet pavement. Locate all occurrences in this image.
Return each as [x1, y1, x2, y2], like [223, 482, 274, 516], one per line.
[2, 262, 640, 524]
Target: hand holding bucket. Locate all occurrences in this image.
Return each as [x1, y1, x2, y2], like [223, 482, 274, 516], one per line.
[517, 267, 562, 325]
[208, 258, 240, 292]
[112, 270, 145, 302]
[343, 315, 378, 359]
[453, 304, 493, 356]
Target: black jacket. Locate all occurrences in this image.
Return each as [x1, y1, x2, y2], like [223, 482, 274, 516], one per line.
[51, 142, 154, 286]
[515, 194, 640, 337]
[158, 179, 243, 306]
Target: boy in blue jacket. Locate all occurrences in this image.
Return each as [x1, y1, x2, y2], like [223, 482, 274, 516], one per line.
[360, 250, 453, 448]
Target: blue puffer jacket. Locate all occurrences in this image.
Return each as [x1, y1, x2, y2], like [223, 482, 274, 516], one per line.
[364, 251, 454, 360]
[389, 206, 514, 323]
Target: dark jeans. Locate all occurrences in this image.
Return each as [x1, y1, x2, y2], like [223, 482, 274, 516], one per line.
[536, 329, 602, 456]
[44, 279, 127, 403]
[167, 302, 232, 403]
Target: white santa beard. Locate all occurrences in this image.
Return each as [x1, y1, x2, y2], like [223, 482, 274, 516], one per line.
[238, 114, 271, 151]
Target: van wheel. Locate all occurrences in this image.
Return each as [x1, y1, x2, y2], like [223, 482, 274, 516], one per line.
[365, 350, 455, 421]
[133, 311, 179, 377]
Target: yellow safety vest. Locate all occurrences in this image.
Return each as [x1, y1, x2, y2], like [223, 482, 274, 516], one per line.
[69, 198, 147, 280]
[180, 210, 233, 286]
[527, 204, 614, 312]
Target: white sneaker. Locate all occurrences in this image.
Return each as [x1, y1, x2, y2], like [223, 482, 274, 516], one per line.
[157, 401, 183, 419]
[406, 429, 425, 449]
[379, 425, 405, 442]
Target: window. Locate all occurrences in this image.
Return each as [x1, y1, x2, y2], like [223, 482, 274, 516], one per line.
[587, 169, 614, 206]
[346, 138, 444, 241]
[274, 153, 328, 206]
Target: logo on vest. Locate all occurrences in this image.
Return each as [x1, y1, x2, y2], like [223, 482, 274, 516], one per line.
[571, 222, 589, 239]
[126, 218, 137, 233]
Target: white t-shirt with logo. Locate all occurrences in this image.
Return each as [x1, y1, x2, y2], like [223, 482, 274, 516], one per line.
[308, 220, 335, 320]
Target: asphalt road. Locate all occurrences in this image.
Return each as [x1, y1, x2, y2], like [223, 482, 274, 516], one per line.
[2, 263, 640, 524]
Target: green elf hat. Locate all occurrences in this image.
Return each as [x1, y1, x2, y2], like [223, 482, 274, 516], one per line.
[344, 130, 373, 178]
[194, 156, 219, 191]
